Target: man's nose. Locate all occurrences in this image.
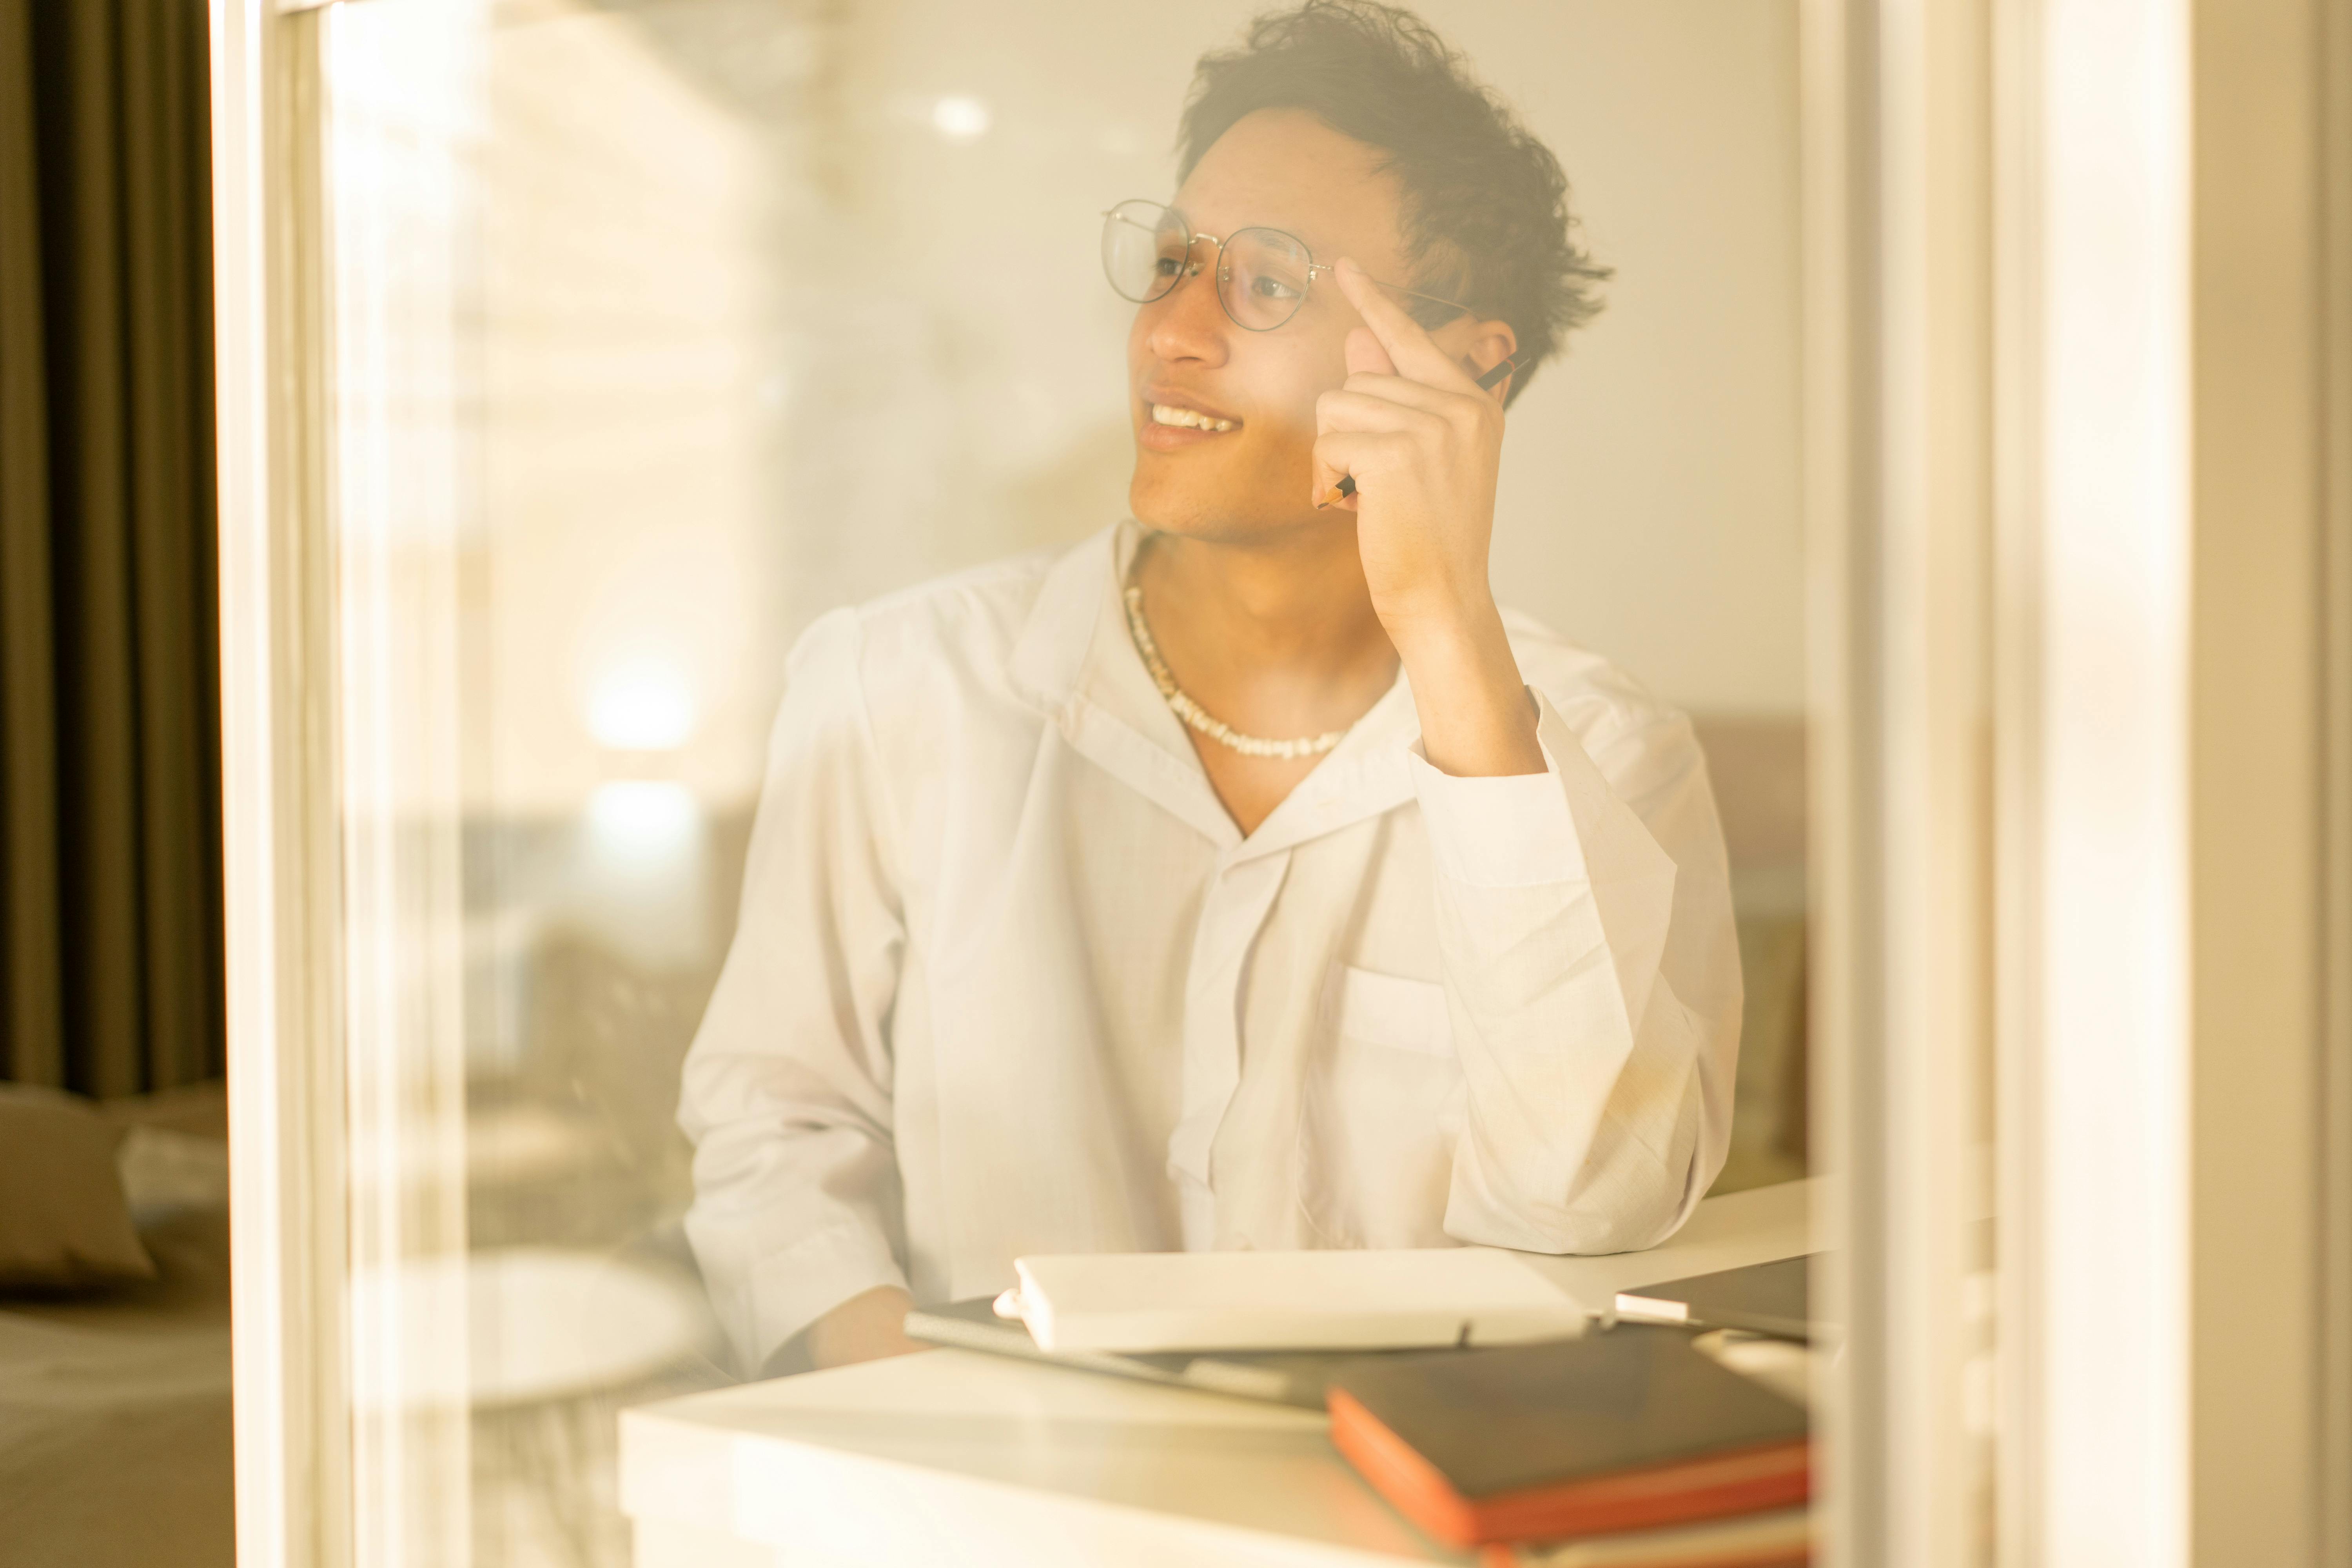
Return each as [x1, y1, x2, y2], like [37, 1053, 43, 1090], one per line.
[1143, 253, 1230, 363]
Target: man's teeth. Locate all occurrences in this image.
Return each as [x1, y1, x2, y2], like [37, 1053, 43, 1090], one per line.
[1151, 404, 1236, 432]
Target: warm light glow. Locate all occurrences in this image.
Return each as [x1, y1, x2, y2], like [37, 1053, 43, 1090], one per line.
[586, 655, 697, 750]
[931, 94, 991, 140]
[575, 780, 710, 968]
[584, 779, 701, 861]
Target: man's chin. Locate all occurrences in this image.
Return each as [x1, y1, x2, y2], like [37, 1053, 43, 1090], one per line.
[1128, 472, 1312, 546]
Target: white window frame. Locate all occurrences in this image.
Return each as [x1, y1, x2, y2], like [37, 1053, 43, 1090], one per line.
[211, 3, 352, 1565]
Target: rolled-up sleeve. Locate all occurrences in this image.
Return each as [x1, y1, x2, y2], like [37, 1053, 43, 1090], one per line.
[678, 608, 910, 1374]
[1409, 689, 1742, 1256]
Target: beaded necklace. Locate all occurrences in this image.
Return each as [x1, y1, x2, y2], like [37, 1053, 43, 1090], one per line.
[1120, 581, 1349, 761]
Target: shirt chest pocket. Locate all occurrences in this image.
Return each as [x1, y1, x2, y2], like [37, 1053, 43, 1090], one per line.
[1295, 965, 1464, 1249]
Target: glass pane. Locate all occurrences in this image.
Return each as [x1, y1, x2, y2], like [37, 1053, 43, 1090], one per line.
[311, 3, 1826, 1564]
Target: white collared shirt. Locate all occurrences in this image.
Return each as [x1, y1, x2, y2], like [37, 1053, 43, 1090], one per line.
[679, 521, 1742, 1373]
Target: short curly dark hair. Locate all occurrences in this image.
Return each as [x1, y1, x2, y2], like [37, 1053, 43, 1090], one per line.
[1176, 0, 1608, 405]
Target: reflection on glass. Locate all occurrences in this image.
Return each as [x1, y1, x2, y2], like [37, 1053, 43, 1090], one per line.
[318, 1, 1811, 1563]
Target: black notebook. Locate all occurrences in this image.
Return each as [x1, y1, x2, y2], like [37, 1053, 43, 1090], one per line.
[904, 1295, 1410, 1408]
[1611, 1256, 1818, 1342]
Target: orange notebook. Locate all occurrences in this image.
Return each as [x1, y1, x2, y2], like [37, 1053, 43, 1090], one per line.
[1325, 1324, 1809, 1548]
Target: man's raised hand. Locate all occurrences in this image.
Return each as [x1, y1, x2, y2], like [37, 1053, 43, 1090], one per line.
[1311, 258, 1512, 650]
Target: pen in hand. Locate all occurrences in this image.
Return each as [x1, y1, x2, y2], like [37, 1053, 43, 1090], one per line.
[1317, 353, 1516, 509]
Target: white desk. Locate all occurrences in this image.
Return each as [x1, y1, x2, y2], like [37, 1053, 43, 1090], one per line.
[619, 1178, 1815, 1568]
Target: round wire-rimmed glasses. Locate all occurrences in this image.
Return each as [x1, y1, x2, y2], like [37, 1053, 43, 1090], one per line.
[1100, 198, 1475, 333]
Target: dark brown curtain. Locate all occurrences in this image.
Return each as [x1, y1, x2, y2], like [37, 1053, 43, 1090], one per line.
[0, 0, 224, 1096]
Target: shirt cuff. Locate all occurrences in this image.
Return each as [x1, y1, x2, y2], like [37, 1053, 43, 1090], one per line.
[692, 1215, 909, 1377]
[1407, 741, 1588, 889]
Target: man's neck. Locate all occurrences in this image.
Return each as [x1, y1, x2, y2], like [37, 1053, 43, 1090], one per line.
[1131, 519, 1401, 741]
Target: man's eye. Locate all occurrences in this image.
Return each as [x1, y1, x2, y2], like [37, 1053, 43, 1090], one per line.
[1250, 274, 1302, 301]
[1155, 255, 1186, 278]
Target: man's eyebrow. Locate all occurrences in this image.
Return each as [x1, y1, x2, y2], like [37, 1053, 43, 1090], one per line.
[1171, 203, 1332, 252]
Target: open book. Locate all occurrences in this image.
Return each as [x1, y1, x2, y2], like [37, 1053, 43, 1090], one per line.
[902, 1296, 1359, 1408]
[1002, 1247, 1597, 1354]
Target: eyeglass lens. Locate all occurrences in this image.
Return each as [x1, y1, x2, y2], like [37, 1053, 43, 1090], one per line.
[1100, 201, 1316, 332]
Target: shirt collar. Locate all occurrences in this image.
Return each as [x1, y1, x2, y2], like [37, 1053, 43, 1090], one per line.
[1008, 520, 1424, 858]
[1004, 521, 1127, 717]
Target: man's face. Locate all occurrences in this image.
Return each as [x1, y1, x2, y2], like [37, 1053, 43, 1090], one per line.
[1125, 109, 1425, 545]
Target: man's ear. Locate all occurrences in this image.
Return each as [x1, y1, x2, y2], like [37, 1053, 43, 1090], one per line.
[1459, 318, 1519, 397]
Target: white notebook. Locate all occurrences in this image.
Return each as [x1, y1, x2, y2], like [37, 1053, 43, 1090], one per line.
[1006, 1248, 1595, 1353]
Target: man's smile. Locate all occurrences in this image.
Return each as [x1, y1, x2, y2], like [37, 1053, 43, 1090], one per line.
[1148, 403, 1239, 432]
[1138, 393, 1247, 452]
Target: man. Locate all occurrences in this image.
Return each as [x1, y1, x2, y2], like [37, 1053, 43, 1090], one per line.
[680, 0, 1742, 1377]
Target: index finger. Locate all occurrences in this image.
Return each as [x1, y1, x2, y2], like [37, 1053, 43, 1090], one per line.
[1330, 258, 1480, 393]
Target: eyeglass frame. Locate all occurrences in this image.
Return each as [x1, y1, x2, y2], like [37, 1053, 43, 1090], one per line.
[1100, 199, 1479, 333]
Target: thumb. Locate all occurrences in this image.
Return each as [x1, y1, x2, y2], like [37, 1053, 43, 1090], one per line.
[1345, 325, 1396, 379]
